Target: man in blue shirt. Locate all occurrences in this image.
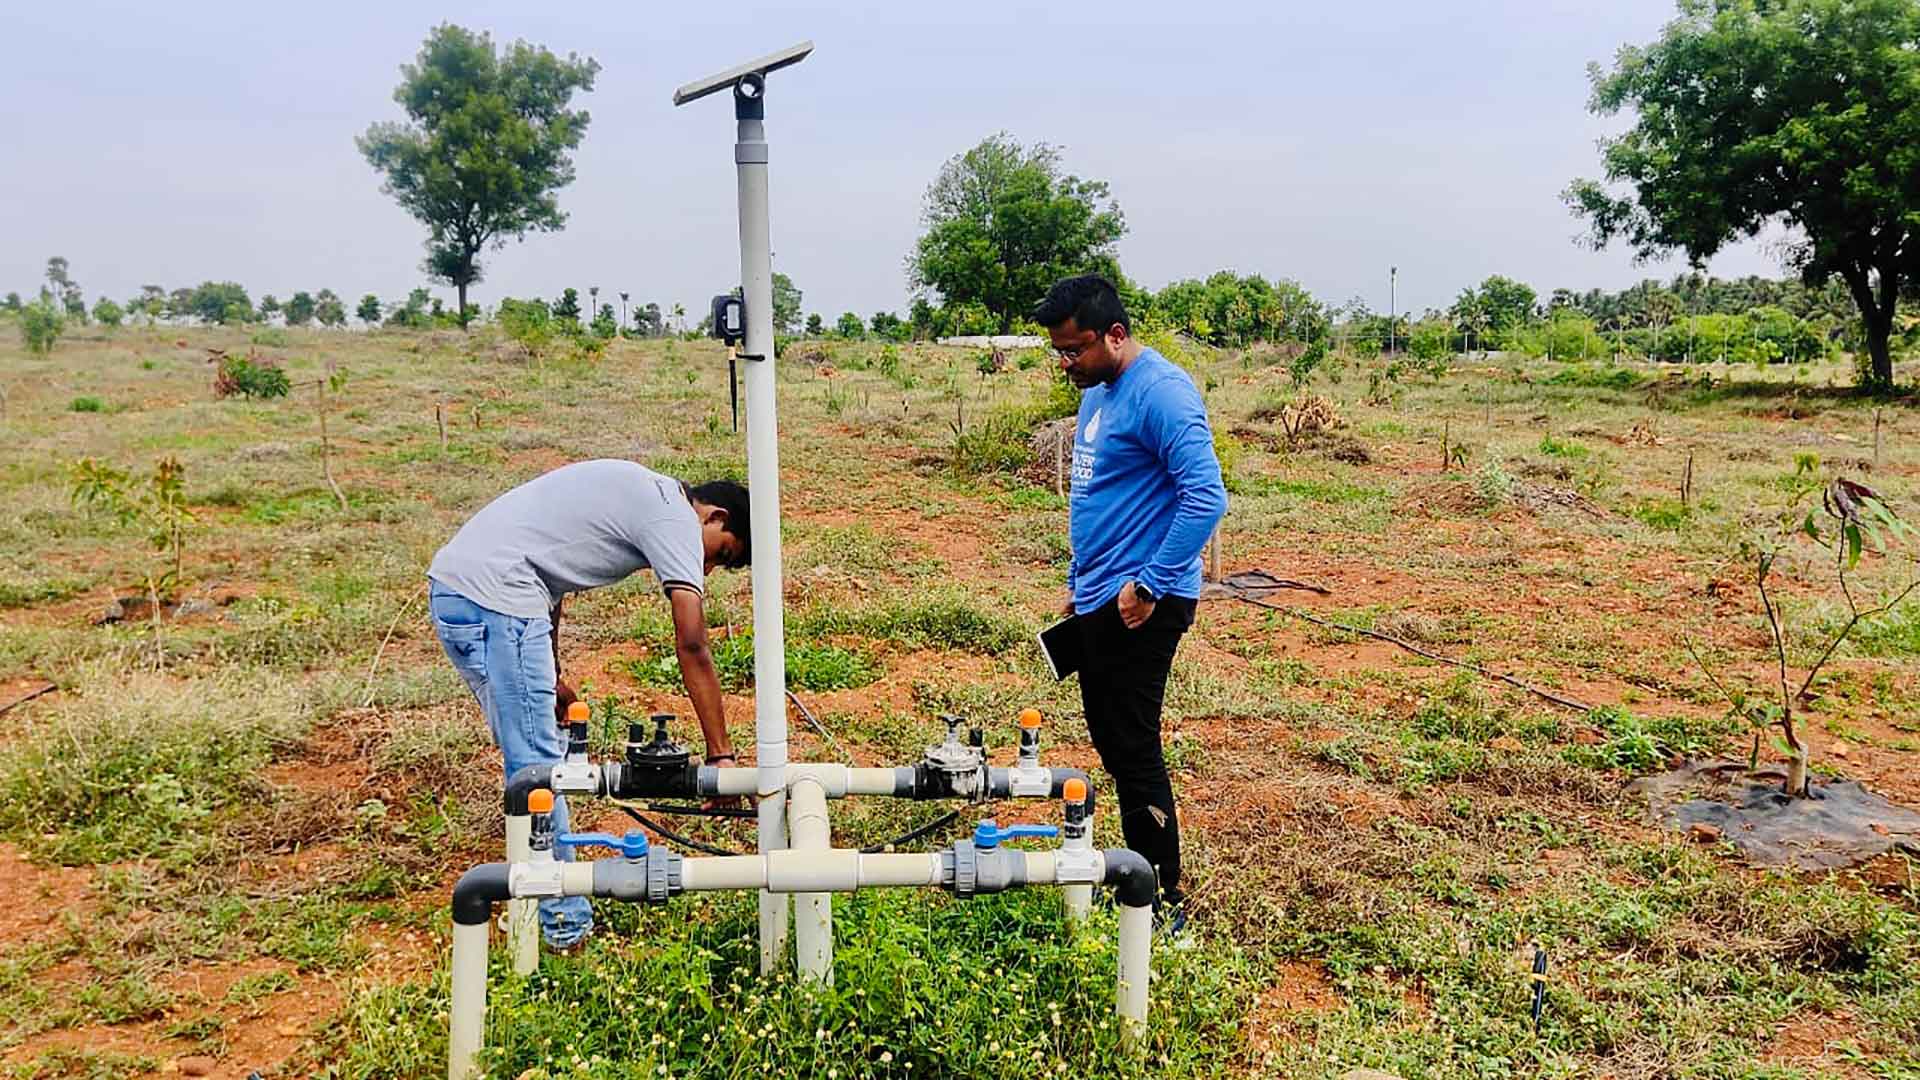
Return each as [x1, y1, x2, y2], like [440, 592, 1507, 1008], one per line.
[1037, 275, 1227, 932]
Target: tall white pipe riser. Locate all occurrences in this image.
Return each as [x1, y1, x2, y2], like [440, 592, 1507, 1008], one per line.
[788, 778, 834, 985]
[735, 104, 792, 975]
[448, 920, 490, 1080]
[1116, 904, 1152, 1046]
[504, 815, 537, 975]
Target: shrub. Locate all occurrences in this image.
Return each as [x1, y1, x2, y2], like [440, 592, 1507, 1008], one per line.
[21, 299, 63, 354]
[214, 354, 291, 399]
[69, 396, 105, 413]
[497, 298, 554, 356]
[1545, 364, 1642, 391]
[953, 408, 1035, 476]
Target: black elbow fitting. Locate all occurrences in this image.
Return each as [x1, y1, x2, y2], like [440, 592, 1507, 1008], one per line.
[504, 765, 555, 815]
[452, 863, 513, 927]
[1102, 848, 1157, 909]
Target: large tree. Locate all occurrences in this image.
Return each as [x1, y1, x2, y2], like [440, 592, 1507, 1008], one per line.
[910, 133, 1125, 334]
[1567, 0, 1920, 388]
[358, 24, 599, 325]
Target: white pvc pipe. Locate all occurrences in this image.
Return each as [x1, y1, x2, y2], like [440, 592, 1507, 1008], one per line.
[448, 920, 489, 1080]
[678, 852, 945, 893]
[1116, 903, 1151, 1045]
[504, 815, 537, 975]
[788, 778, 833, 984]
[737, 100, 792, 980]
[1063, 885, 1093, 924]
[712, 765, 901, 799]
[680, 855, 768, 891]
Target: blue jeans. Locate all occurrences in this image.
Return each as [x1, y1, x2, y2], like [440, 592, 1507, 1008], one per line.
[428, 581, 593, 947]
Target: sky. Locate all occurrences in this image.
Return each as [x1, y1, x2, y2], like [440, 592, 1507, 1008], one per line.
[0, 0, 1787, 323]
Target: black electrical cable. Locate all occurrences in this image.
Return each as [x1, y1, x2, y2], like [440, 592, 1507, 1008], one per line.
[620, 805, 748, 857]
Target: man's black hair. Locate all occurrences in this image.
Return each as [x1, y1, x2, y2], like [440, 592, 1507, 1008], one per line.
[1032, 274, 1130, 336]
[688, 479, 752, 568]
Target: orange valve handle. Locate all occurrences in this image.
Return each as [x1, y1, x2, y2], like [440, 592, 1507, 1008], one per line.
[527, 789, 555, 814]
[1017, 708, 1042, 729]
[566, 701, 591, 724]
[1061, 777, 1088, 804]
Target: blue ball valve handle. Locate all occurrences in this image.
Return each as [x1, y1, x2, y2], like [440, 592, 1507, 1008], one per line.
[556, 830, 650, 859]
[970, 819, 1060, 849]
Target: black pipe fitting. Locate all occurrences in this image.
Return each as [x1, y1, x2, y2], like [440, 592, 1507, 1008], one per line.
[890, 767, 918, 797]
[1049, 768, 1096, 817]
[504, 764, 555, 816]
[1102, 848, 1157, 909]
[608, 761, 701, 801]
[451, 863, 512, 927]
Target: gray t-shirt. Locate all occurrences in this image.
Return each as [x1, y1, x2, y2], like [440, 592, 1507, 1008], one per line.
[428, 460, 705, 618]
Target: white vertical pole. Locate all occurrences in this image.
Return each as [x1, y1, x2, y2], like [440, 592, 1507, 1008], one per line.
[504, 815, 537, 975]
[448, 920, 490, 1080]
[733, 80, 793, 975]
[1116, 903, 1152, 1045]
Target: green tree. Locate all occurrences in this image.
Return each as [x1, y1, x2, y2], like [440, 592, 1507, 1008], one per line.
[1451, 275, 1538, 349]
[835, 312, 865, 339]
[259, 294, 283, 319]
[385, 288, 434, 329]
[591, 303, 617, 338]
[805, 313, 824, 337]
[91, 298, 123, 329]
[187, 282, 252, 325]
[772, 272, 803, 334]
[20, 298, 63, 354]
[1568, 0, 1920, 389]
[45, 257, 85, 320]
[3, 292, 21, 312]
[132, 285, 166, 323]
[356, 294, 383, 326]
[284, 291, 317, 326]
[551, 288, 582, 328]
[910, 133, 1126, 333]
[870, 311, 908, 341]
[358, 24, 599, 325]
[315, 289, 347, 327]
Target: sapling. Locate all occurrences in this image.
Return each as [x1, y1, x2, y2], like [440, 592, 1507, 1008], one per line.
[70, 455, 197, 607]
[1690, 464, 1917, 796]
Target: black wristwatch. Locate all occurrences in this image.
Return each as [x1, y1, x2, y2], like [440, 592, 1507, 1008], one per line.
[1131, 581, 1156, 604]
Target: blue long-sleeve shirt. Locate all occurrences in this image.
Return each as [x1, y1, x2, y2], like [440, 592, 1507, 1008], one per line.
[1067, 348, 1228, 614]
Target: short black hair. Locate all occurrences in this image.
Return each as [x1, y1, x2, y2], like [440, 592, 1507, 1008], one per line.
[1032, 274, 1129, 336]
[688, 479, 751, 568]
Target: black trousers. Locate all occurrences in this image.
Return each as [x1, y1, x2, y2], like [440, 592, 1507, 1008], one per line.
[1076, 593, 1196, 907]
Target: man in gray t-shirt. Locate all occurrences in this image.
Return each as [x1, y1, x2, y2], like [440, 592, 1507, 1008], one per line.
[425, 459, 750, 950]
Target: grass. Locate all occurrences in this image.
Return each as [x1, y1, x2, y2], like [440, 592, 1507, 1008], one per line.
[0, 670, 317, 866]
[313, 888, 1255, 1080]
[627, 632, 881, 693]
[3, 325, 1920, 1077]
